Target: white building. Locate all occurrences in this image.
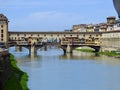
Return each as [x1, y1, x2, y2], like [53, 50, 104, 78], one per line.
[113, 20, 120, 30]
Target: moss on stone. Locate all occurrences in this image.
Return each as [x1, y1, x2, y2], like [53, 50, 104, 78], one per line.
[76, 48, 94, 53]
[76, 48, 120, 57]
[98, 51, 120, 57]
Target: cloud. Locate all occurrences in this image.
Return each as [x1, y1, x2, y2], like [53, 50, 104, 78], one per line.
[3, 0, 115, 31]
[9, 11, 83, 31]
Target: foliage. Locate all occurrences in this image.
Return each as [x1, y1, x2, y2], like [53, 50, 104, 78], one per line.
[3, 54, 29, 90]
[98, 51, 120, 57]
[76, 48, 94, 53]
[76, 48, 120, 57]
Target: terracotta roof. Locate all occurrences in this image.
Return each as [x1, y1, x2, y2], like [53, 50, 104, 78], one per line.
[0, 14, 8, 21]
[107, 16, 116, 19]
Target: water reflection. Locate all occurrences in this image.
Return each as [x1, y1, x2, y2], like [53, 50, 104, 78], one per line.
[9, 47, 120, 90]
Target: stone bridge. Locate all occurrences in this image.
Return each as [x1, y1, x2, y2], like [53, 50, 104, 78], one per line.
[8, 31, 102, 56]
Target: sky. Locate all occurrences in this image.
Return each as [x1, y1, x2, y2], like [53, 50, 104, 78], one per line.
[0, 0, 118, 31]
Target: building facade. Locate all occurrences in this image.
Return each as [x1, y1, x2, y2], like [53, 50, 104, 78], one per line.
[72, 16, 120, 32]
[0, 14, 8, 43]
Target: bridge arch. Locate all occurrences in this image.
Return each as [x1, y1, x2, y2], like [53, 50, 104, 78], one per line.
[60, 44, 100, 53]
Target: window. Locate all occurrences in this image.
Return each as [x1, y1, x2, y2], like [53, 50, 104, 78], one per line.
[1, 29, 3, 33]
[96, 35, 98, 37]
[1, 34, 3, 38]
[1, 25, 3, 28]
[1, 39, 3, 41]
[110, 28, 113, 30]
[117, 23, 120, 27]
[94, 29, 99, 32]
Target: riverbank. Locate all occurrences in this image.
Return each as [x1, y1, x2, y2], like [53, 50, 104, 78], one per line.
[76, 48, 120, 57]
[0, 53, 29, 90]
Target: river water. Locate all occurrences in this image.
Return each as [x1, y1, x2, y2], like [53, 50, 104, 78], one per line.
[9, 47, 120, 90]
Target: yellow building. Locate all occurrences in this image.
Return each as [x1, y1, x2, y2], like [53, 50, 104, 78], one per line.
[86, 24, 94, 32]
[72, 24, 87, 32]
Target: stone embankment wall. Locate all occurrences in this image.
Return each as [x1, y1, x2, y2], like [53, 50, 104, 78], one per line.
[0, 51, 10, 90]
[101, 31, 120, 52]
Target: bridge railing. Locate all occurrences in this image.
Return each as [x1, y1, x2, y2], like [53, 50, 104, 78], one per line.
[37, 42, 43, 45]
[8, 41, 17, 46]
[16, 41, 28, 45]
[16, 41, 43, 45]
[8, 41, 43, 46]
[61, 40, 101, 46]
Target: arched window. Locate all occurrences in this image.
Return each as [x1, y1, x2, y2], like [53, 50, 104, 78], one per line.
[1, 29, 3, 33]
[1, 34, 4, 37]
[1, 25, 3, 28]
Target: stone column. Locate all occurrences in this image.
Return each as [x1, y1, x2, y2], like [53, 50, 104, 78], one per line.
[15, 46, 22, 52]
[66, 44, 72, 53]
[29, 46, 37, 56]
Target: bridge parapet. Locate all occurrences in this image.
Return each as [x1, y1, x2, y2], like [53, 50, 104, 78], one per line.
[60, 36, 101, 46]
[16, 41, 28, 45]
[61, 40, 101, 46]
[9, 41, 43, 46]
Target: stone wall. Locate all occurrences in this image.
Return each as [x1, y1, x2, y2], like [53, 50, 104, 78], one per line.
[101, 31, 120, 52]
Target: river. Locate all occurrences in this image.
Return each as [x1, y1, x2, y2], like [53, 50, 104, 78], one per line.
[9, 47, 120, 90]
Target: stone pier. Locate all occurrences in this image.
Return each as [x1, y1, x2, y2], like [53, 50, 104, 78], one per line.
[15, 46, 22, 52]
[29, 46, 37, 56]
[66, 44, 73, 53]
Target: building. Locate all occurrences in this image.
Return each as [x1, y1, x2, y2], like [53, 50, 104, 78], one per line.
[0, 14, 9, 44]
[99, 23, 107, 32]
[113, 20, 120, 30]
[106, 16, 115, 31]
[72, 24, 87, 32]
[86, 24, 94, 32]
[72, 16, 120, 32]
[106, 16, 116, 25]
[93, 24, 100, 32]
